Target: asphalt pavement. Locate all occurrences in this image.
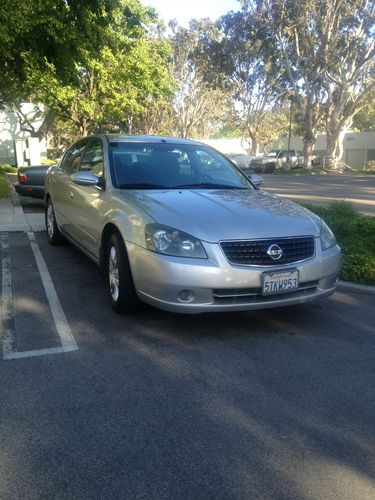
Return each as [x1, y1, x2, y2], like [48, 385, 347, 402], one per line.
[260, 173, 375, 216]
[1, 228, 374, 499]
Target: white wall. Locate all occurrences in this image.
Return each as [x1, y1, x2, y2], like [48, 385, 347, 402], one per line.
[0, 103, 47, 165]
[198, 138, 248, 155]
[271, 131, 375, 169]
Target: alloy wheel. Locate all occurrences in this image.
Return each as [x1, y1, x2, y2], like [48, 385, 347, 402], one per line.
[108, 245, 120, 302]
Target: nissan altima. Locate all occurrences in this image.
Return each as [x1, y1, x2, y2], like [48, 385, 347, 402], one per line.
[44, 135, 340, 314]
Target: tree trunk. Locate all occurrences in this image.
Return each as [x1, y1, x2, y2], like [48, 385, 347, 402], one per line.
[325, 125, 349, 170]
[80, 126, 88, 137]
[249, 131, 260, 156]
[303, 137, 315, 170]
[300, 95, 317, 170]
[127, 116, 133, 135]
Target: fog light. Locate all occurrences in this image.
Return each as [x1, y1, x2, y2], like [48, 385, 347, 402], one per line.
[177, 289, 195, 303]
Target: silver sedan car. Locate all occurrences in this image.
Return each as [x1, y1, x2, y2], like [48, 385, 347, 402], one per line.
[45, 135, 340, 314]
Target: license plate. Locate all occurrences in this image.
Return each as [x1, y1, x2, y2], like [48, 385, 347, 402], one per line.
[262, 270, 299, 296]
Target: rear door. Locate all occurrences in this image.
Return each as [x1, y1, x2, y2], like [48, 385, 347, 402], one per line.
[52, 139, 89, 236]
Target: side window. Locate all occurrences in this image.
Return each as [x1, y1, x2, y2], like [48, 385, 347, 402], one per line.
[60, 140, 87, 174]
[80, 139, 104, 176]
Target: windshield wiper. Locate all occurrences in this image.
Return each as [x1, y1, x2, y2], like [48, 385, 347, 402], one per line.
[173, 183, 247, 189]
[119, 182, 167, 189]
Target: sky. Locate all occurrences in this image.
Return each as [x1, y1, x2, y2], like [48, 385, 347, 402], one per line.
[142, 0, 241, 27]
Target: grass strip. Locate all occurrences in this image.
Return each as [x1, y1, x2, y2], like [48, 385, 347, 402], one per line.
[0, 171, 11, 198]
[303, 201, 375, 286]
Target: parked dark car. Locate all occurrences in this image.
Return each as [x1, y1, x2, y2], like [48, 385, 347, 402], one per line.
[14, 164, 52, 199]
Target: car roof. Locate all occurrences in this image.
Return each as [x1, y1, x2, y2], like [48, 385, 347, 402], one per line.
[92, 134, 206, 147]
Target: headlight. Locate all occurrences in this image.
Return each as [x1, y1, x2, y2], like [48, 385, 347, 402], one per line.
[145, 224, 207, 258]
[320, 220, 336, 250]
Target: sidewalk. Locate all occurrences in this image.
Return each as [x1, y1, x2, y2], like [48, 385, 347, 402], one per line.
[0, 195, 45, 232]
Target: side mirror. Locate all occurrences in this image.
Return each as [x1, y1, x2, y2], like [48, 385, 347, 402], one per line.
[249, 174, 263, 187]
[71, 171, 104, 188]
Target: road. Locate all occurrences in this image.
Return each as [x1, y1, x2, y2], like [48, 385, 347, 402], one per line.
[260, 173, 375, 216]
[1, 230, 374, 499]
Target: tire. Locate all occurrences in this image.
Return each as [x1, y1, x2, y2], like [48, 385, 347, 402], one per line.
[107, 233, 142, 314]
[265, 162, 276, 174]
[45, 198, 63, 245]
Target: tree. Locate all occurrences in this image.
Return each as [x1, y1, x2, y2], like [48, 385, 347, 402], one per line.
[169, 19, 230, 139]
[322, 0, 374, 167]
[352, 99, 375, 131]
[251, 0, 327, 168]
[1, 0, 174, 139]
[248, 0, 374, 169]
[207, 9, 283, 154]
[0, 0, 122, 106]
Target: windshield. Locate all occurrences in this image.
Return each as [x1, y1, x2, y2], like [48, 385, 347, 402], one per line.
[265, 150, 279, 157]
[108, 142, 252, 190]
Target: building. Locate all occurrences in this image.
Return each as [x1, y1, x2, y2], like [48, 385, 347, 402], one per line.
[201, 132, 375, 169]
[272, 132, 375, 169]
[0, 103, 47, 166]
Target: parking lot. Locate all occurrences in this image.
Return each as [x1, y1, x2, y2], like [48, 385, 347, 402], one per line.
[1, 222, 375, 498]
[261, 173, 375, 216]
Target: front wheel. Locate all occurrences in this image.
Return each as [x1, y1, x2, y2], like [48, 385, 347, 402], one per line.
[45, 198, 63, 245]
[107, 233, 142, 314]
[264, 162, 276, 174]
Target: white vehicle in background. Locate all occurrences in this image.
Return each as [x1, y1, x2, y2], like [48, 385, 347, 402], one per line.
[227, 153, 255, 170]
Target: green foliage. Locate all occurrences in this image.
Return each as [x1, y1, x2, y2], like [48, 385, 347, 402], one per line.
[208, 10, 283, 151]
[0, 0, 123, 104]
[0, 171, 11, 198]
[249, 0, 374, 167]
[0, 0, 174, 140]
[303, 202, 375, 285]
[31, 31, 174, 136]
[0, 164, 17, 173]
[352, 100, 375, 132]
[168, 20, 229, 139]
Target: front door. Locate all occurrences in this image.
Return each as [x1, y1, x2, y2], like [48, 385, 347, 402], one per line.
[69, 138, 105, 260]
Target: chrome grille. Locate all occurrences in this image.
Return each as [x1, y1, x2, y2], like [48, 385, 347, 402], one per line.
[220, 236, 315, 266]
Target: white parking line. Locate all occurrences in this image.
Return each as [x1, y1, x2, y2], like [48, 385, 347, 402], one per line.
[26, 232, 78, 352]
[1, 232, 78, 360]
[4, 345, 77, 360]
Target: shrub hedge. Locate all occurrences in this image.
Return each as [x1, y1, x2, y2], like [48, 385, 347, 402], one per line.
[303, 202, 375, 286]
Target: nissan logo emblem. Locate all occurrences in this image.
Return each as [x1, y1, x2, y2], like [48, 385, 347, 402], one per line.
[267, 244, 283, 260]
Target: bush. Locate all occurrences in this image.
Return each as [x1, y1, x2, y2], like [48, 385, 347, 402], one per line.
[0, 171, 11, 198]
[303, 201, 375, 286]
[0, 163, 17, 173]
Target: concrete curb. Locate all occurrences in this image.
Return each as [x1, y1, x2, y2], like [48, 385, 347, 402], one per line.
[14, 193, 45, 232]
[338, 280, 375, 295]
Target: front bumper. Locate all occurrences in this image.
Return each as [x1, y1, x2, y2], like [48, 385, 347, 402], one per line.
[127, 240, 341, 314]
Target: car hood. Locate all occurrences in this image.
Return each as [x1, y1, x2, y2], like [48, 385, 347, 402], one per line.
[121, 189, 321, 242]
